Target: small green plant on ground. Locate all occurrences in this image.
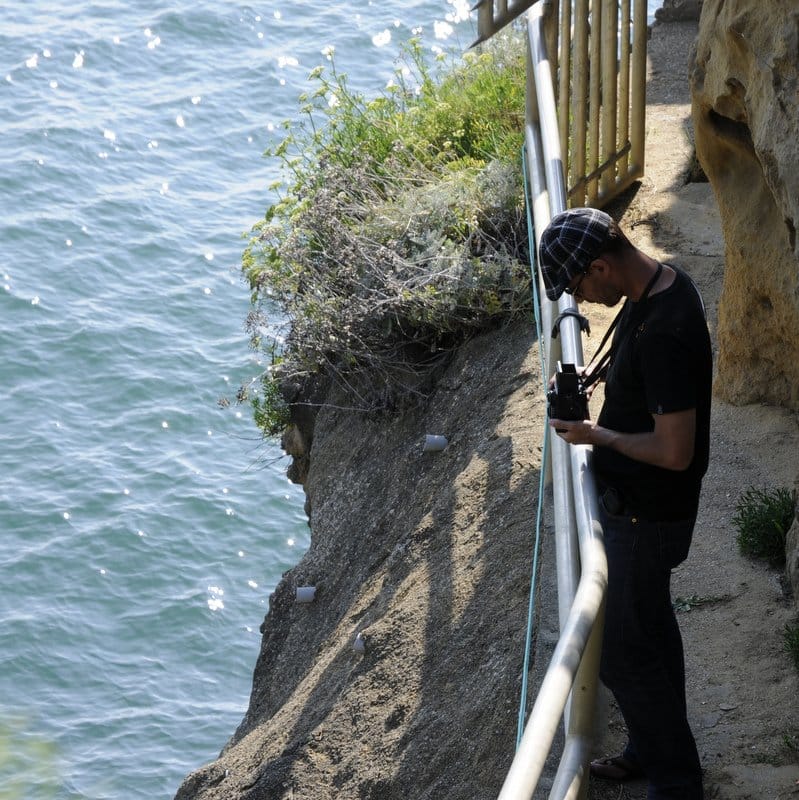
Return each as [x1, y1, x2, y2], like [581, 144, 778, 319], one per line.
[784, 621, 799, 675]
[240, 32, 530, 436]
[673, 593, 731, 613]
[731, 486, 795, 567]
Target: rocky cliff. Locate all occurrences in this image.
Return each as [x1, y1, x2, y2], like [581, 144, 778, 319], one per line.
[690, 0, 799, 603]
[690, 0, 799, 410]
[174, 321, 559, 800]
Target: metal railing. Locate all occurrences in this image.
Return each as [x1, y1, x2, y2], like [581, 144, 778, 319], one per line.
[497, 7, 605, 797]
[471, 0, 648, 797]
[474, 0, 648, 207]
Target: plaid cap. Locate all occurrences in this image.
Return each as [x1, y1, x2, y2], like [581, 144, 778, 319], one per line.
[538, 208, 613, 300]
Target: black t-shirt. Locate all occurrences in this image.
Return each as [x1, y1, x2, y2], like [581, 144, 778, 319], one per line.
[594, 266, 712, 520]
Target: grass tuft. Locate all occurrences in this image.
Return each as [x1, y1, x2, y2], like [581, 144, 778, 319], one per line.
[732, 486, 795, 567]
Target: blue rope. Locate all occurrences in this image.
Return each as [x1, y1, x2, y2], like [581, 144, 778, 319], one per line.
[516, 144, 551, 748]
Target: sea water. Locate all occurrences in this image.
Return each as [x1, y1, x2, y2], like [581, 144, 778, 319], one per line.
[0, 2, 659, 797]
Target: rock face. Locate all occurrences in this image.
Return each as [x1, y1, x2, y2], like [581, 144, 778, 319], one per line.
[690, 0, 799, 410]
[690, 0, 799, 586]
[173, 322, 561, 800]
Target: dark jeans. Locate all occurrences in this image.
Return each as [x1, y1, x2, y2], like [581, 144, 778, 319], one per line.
[598, 504, 704, 800]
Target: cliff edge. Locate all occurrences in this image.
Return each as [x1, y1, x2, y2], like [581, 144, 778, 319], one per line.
[177, 317, 553, 800]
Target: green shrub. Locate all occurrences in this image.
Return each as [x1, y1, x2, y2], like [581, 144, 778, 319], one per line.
[732, 486, 796, 566]
[240, 32, 530, 433]
[251, 371, 290, 439]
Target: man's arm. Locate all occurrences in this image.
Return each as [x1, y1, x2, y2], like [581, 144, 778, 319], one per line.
[550, 408, 696, 471]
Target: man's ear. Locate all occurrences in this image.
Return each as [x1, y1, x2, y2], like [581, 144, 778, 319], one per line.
[589, 257, 608, 276]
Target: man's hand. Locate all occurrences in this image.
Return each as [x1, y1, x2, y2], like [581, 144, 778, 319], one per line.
[549, 408, 697, 471]
[549, 418, 596, 445]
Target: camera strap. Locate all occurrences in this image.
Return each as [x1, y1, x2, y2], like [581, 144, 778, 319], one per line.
[582, 262, 663, 390]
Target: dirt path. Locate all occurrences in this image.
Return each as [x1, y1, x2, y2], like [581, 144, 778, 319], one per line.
[587, 19, 799, 800]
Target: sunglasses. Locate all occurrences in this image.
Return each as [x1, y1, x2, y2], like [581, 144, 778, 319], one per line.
[564, 269, 588, 296]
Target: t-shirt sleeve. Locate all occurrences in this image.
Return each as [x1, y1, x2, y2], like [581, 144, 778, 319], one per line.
[639, 331, 698, 415]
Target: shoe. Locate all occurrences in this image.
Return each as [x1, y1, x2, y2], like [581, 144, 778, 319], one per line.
[589, 755, 645, 781]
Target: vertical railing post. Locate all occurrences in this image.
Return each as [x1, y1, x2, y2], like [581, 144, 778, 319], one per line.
[618, 0, 632, 177]
[570, 0, 590, 207]
[477, 0, 493, 42]
[600, 0, 619, 198]
[630, 0, 647, 174]
[557, 0, 571, 184]
[587, 1, 602, 205]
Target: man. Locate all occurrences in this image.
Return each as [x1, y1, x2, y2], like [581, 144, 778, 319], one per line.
[539, 207, 711, 800]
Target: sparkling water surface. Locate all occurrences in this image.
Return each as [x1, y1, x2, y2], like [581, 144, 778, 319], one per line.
[0, 1, 658, 797]
[1, 2, 476, 797]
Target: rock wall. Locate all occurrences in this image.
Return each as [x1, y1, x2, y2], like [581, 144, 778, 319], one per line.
[173, 322, 561, 800]
[690, 0, 799, 410]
